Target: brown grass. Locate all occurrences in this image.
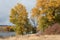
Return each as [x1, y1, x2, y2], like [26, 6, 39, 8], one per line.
[0, 34, 60, 40]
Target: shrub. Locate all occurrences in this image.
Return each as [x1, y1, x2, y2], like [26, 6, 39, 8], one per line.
[44, 23, 60, 35]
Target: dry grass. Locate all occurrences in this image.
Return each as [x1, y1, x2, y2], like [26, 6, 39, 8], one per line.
[0, 34, 60, 40]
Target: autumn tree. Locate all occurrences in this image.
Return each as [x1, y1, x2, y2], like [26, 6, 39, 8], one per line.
[31, 0, 60, 32]
[10, 3, 29, 35]
[26, 23, 33, 34]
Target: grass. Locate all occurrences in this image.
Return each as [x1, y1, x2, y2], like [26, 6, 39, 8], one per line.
[0, 34, 60, 40]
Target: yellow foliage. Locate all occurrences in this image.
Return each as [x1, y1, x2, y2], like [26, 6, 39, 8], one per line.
[10, 3, 29, 35]
[31, 0, 60, 31]
[31, 7, 40, 17]
[37, 0, 60, 8]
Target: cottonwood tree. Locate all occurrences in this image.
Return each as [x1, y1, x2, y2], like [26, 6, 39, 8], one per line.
[10, 3, 29, 35]
[31, 0, 60, 32]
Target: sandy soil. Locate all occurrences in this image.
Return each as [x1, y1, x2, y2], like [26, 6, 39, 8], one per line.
[0, 34, 60, 40]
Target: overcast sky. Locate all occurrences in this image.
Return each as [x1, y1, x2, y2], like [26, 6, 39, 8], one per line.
[0, 0, 36, 25]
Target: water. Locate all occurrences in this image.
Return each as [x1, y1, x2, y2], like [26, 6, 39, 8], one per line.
[0, 32, 15, 37]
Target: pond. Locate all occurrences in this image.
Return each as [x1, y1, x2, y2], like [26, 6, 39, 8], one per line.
[0, 32, 15, 37]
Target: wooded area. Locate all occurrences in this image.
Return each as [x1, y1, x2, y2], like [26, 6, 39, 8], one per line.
[10, 0, 60, 35]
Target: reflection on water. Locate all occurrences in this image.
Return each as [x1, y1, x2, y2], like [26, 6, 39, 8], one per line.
[0, 32, 15, 37]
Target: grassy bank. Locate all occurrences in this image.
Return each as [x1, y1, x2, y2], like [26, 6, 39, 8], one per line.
[0, 34, 60, 40]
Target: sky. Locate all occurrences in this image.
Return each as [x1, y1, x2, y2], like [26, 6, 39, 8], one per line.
[0, 0, 36, 25]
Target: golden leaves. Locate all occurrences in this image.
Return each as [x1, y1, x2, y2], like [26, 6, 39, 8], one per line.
[10, 3, 29, 34]
[10, 3, 28, 25]
[30, 0, 60, 31]
[36, 0, 60, 21]
[37, 0, 60, 8]
[31, 7, 40, 17]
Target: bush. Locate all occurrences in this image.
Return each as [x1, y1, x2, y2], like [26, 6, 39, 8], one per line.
[44, 23, 60, 35]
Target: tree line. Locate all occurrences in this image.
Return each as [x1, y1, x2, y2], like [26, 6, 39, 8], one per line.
[10, 0, 60, 35]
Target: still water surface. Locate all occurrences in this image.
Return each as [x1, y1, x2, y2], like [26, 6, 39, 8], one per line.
[0, 32, 15, 37]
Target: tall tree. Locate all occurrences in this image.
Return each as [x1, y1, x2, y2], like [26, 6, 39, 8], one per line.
[10, 3, 29, 35]
[31, 0, 60, 32]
